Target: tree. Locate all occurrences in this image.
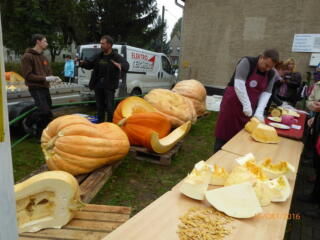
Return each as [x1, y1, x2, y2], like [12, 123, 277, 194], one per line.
[170, 17, 182, 40]
[145, 16, 170, 54]
[1, 0, 78, 61]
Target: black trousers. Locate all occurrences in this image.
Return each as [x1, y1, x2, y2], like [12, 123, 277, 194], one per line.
[213, 138, 227, 153]
[27, 88, 53, 134]
[94, 88, 115, 123]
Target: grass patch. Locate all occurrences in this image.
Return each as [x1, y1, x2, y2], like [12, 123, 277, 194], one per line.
[11, 110, 217, 215]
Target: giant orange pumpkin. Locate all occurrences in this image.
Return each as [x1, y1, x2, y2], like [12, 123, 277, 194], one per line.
[144, 89, 197, 128]
[41, 115, 130, 175]
[113, 96, 157, 124]
[172, 79, 207, 116]
[119, 112, 171, 150]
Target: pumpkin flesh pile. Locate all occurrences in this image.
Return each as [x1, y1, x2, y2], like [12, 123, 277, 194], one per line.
[41, 115, 130, 175]
[15, 171, 84, 233]
[172, 79, 207, 116]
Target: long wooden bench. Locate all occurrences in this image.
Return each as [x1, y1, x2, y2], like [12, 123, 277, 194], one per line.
[17, 161, 122, 203]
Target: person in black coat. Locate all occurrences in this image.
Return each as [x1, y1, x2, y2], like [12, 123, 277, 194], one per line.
[80, 35, 129, 122]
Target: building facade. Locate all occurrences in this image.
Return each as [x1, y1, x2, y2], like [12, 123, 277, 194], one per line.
[179, 0, 320, 88]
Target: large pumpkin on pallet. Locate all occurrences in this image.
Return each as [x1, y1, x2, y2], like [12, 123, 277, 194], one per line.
[41, 115, 130, 175]
[172, 79, 207, 116]
[113, 96, 157, 124]
[144, 89, 197, 128]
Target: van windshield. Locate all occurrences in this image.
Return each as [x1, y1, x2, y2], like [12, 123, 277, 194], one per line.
[81, 48, 102, 60]
[81, 48, 119, 60]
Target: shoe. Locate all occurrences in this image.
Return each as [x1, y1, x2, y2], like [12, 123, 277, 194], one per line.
[302, 207, 320, 218]
[22, 118, 37, 136]
[297, 193, 318, 204]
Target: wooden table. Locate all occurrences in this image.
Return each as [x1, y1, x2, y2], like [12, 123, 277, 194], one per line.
[104, 148, 303, 240]
[222, 129, 304, 166]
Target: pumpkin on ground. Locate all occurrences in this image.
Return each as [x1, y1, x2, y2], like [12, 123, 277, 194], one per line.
[144, 88, 197, 128]
[41, 115, 130, 175]
[119, 112, 171, 150]
[113, 96, 157, 124]
[172, 79, 207, 116]
[15, 171, 84, 233]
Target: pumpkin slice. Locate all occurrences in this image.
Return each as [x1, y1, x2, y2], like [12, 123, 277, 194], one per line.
[209, 164, 229, 186]
[180, 160, 213, 200]
[267, 175, 291, 202]
[150, 121, 191, 153]
[113, 96, 156, 124]
[251, 123, 280, 144]
[15, 171, 84, 233]
[244, 117, 260, 133]
[205, 182, 262, 218]
[260, 158, 295, 179]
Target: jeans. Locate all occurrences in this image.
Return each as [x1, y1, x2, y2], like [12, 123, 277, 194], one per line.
[94, 87, 115, 122]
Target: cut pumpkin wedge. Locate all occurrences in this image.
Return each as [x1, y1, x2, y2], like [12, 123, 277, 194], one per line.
[150, 121, 191, 153]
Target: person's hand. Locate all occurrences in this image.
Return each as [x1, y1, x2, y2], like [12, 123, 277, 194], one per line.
[254, 113, 265, 123]
[307, 117, 314, 127]
[311, 101, 320, 112]
[243, 106, 252, 117]
[111, 60, 121, 71]
[45, 76, 59, 82]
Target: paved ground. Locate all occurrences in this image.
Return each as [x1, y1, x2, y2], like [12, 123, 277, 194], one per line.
[285, 147, 320, 240]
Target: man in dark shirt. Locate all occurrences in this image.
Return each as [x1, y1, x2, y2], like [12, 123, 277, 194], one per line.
[21, 34, 60, 137]
[80, 35, 129, 122]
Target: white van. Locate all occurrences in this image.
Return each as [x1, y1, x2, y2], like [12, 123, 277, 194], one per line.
[76, 44, 176, 96]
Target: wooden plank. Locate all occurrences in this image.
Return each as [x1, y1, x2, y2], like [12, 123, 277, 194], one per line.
[80, 162, 121, 203]
[130, 140, 184, 165]
[17, 164, 49, 183]
[20, 228, 106, 240]
[73, 211, 130, 222]
[83, 204, 131, 215]
[64, 219, 122, 232]
[19, 237, 53, 240]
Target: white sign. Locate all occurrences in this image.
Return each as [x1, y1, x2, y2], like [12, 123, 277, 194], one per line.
[292, 34, 320, 52]
[309, 53, 320, 66]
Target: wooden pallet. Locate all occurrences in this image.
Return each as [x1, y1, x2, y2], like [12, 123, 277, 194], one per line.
[129, 140, 184, 165]
[17, 161, 122, 203]
[197, 110, 211, 120]
[19, 204, 131, 240]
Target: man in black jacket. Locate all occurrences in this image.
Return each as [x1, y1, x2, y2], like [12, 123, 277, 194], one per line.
[80, 35, 129, 122]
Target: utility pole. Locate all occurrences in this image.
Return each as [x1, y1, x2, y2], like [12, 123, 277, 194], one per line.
[161, 5, 165, 52]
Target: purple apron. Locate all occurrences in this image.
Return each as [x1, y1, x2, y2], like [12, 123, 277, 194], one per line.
[215, 67, 269, 142]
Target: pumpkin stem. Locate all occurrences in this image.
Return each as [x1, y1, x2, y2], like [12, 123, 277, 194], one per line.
[46, 135, 59, 150]
[117, 118, 127, 127]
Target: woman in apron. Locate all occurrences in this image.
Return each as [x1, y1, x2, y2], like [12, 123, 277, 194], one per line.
[214, 49, 279, 152]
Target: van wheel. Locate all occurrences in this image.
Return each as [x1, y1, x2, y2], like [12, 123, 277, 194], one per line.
[130, 88, 142, 96]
